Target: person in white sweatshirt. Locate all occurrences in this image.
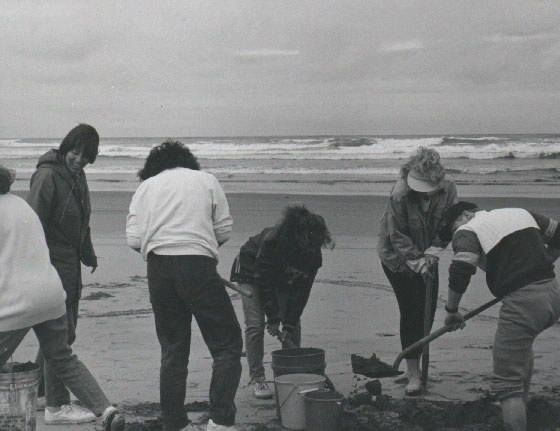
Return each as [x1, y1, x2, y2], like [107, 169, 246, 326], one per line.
[126, 141, 242, 431]
[0, 165, 125, 431]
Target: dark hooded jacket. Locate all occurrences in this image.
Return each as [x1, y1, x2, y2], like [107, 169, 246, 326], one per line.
[26, 149, 96, 295]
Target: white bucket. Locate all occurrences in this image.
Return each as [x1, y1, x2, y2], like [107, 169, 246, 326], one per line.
[274, 373, 326, 430]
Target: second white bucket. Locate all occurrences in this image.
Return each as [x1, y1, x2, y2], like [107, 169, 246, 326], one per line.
[274, 373, 326, 430]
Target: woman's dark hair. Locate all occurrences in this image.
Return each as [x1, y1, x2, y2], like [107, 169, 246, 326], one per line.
[0, 166, 16, 195]
[59, 123, 99, 163]
[276, 205, 335, 252]
[138, 140, 200, 181]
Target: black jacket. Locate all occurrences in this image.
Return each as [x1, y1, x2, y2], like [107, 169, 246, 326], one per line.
[231, 226, 322, 326]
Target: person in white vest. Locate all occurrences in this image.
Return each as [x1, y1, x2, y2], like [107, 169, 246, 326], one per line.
[441, 201, 560, 431]
[0, 165, 125, 431]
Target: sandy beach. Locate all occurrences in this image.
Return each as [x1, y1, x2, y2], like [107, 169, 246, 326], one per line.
[9, 185, 560, 430]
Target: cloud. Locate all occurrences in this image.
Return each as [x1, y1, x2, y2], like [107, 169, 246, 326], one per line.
[484, 32, 553, 43]
[379, 40, 424, 53]
[235, 49, 301, 58]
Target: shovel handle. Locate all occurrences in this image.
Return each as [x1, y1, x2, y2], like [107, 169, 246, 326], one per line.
[221, 278, 254, 298]
[392, 297, 501, 371]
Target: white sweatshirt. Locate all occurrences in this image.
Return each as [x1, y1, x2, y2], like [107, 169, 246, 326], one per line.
[0, 194, 66, 331]
[126, 168, 233, 261]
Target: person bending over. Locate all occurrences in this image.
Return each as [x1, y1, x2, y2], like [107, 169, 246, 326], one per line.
[0, 165, 124, 430]
[230, 205, 334, 399]
[441, 201, 560, 431]
[126, 141, 242, 431]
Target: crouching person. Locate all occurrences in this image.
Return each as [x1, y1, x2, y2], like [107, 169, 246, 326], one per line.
[441, 201, 560, 431]
[0, 166, 124, 430]
[230, 205, 334, 399]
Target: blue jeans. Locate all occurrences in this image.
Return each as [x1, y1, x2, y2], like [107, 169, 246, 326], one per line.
[0, 314, 110, 415]
[36, 256, 82, 407]
[240, 282, 301, 382]
[148, 254, 243, 431]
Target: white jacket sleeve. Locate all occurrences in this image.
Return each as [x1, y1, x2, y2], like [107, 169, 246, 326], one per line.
[126, 192, 141, 250]
[211, 177, 233, 244]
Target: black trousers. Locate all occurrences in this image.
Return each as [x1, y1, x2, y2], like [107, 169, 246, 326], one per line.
[382, 263, 439, 359]
[148, 254, 243, 430]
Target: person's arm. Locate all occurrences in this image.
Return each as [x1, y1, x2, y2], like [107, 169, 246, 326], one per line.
[386, 194, 426, 273]
[80, 226, 98, 271]
[26, 169, 56, 231]
[254, 237, 283, 325]
[282, 267, 318, 328]
[444, 229, 481, 330]
[126, 192, 141, 252]
[211, 176, 233, 246]
[426, 182, 459, 263]
[529, 211, 560, 248]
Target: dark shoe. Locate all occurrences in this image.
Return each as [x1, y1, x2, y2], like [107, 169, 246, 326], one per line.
[102, 406, 126, 431]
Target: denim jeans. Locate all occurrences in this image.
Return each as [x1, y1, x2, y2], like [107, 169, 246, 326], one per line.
[240, 282, 301, 383]
[36, 259, 82, 406]
[147, 254, 243, 431]
[0, 314, 110, 415]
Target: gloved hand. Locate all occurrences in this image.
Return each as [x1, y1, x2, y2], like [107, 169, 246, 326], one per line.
[425, 254, 439, 270]
[266, 321, 281, 337]
[421, 266, 436, 285]
[444, 310, 466, 331]
[281, 324, 295, 342]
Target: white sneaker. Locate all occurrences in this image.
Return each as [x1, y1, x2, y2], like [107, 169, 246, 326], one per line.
[44, 404, 96, 424]
[207, 418, 237, 431]
[253, 380, 273, 399]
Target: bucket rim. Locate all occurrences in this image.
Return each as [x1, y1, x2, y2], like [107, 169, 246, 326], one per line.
[274, 373, 326, 385]
[302, 389, 344, 402]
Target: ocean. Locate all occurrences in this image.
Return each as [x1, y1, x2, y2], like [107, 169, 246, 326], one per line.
[3, 134, 560, 192]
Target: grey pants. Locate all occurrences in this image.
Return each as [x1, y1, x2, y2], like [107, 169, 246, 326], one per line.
[240, 282, 301, 382]
[0, 314, 110, 415]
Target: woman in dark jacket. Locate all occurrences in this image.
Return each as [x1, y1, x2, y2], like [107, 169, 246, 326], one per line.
[378, 147, 458, 395]
[26, 123, 100, 423]
[230, 205, 334, 399]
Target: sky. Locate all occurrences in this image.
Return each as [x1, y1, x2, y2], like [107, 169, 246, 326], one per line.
[1, 0, 560, 137]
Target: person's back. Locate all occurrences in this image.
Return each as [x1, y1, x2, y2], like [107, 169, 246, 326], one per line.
[0, 193, 66, 331]
[127, 167, 232, 261]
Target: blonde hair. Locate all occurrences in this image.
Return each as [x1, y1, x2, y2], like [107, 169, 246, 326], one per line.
[400, 147, 445, 183]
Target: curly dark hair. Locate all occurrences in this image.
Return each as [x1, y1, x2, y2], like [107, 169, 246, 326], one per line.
[138, 140, 200, 181]
[439, 201, 479, 242]
[276, 205, 335, 252]
[400, 146, 445, 183]
[59, 123, 99, 163]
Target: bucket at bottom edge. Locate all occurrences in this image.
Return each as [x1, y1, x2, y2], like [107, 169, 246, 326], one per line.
[0, 362, 41, 431]
[303, 389, 344, 431]
[274, 373, 326, 430]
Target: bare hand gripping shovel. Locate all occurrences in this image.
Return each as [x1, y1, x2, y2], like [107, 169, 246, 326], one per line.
[352, 297, 501, 379]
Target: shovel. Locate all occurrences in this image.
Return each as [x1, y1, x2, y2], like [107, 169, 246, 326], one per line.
[392, 297, 501, 373]
[352, 297, 500, 379]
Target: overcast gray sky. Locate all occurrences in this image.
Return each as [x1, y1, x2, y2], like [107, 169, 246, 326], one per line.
[1, 0, 560, 137]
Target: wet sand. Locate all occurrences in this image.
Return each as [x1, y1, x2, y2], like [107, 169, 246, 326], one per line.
[9, 188, 560, 430]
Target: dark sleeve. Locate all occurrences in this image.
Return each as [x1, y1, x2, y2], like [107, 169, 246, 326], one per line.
[282, 269, 318, 327]
[433, 181, 459, 247]
[528, 211, 560, 248]
[448, 230, 480, 294]
[80, 226, 97, 267]
[254, 237, 284, 324]
[26, 169, 56, 230]
[386, 194, 424, 260]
